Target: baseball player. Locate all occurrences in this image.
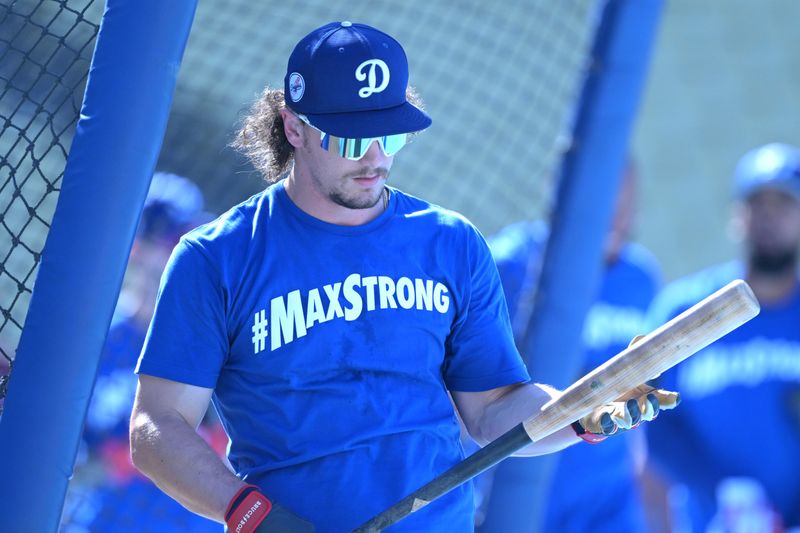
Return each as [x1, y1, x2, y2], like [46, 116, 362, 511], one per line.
[129, 22, 677, 532]
[646, 143, 800, 531]
[481, 163, 661, 532]
[62, 173, 222, 531]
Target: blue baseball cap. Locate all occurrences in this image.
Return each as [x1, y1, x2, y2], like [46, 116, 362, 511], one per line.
[284, 21, 432, 138]
[734, 143, 800, 200]
[139, 172, 207, 244]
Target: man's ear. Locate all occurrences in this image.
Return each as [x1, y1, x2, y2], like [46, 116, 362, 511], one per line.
[281, 108, 305, 149]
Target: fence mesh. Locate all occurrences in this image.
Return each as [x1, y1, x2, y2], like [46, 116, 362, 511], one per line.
[0, 0, 103, 393]
[2, 0, 600, 529]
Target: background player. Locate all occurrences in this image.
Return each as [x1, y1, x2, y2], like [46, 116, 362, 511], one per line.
[128, 21, 677, 533]
[646, 142, 800, 531]
[61, 173, 222, 532]
[479, 161, 661, 532]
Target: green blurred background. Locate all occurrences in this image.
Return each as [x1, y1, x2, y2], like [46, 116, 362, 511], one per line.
[634, 0, 800, 280]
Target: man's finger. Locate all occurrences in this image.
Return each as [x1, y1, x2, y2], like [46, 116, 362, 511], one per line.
[638, 393, 658, 421]
[609, 400, 635, 430]
[651, 389, 681, 411]
[599, 413, 616, 435]
[627, 398, 642, 426]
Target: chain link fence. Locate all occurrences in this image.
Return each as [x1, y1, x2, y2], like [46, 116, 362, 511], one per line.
[0, 0, 104, 399]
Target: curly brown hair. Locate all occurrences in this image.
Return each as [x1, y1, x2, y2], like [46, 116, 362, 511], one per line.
[232, 86, 426, 183]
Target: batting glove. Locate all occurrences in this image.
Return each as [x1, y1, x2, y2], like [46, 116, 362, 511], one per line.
[571, 334, 680, 443]
[225, 485, 316, 533]
[572, 384, 680, 443]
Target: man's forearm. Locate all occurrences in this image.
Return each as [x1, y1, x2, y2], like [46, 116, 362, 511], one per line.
[130, 409, 243, 522]
[476, 383, 580, 456]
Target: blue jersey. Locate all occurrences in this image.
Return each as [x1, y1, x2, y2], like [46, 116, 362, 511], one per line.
[136, 181, 529, 532]
[84, 314, 143, 448]
[647, 262, 800, 530]
[64, 314, 220, 532]
[489, 221, 661, 533]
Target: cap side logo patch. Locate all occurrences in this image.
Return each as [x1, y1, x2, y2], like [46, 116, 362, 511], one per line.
[289, 72, 305, 102]
[355, 59, 390, 98]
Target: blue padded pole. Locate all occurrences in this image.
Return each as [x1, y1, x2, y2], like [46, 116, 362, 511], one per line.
[0, 0, 197, 530]
[477, 1, 664, 532]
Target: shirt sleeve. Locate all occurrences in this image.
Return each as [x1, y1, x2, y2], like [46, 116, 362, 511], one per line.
[135, 239, 229, 388]
[443, 225, 530, 392]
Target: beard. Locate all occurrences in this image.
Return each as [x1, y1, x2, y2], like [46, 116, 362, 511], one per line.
[749, 247, 798, 275]
[321, 166, 389, 210]
[328, 186, 384, 210]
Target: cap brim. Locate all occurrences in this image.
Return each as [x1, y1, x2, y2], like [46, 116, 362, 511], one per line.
[303, 101, 431, 138]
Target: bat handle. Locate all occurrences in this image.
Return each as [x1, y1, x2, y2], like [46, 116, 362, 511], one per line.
[350, 424, 532, 533]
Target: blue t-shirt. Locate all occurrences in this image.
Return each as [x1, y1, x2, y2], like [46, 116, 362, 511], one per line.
[488, 221, 661, 533]
[136, 181, 530, 532]
[647, 262, 800, 530]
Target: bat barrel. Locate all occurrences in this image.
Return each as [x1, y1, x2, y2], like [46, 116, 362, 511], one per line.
[350, 424, 532, 532]
[523, 279, 760, 441]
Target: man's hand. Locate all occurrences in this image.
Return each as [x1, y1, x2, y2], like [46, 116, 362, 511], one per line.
[572, 384, 680, 443]
[225, 485, 316, 532]
[571, 334, 680, 443]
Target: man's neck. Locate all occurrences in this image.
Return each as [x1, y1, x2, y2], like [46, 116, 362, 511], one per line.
[746, 265, 798, 305]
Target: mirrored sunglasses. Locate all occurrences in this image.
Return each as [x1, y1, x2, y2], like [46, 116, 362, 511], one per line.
[295, 113, 408, 161]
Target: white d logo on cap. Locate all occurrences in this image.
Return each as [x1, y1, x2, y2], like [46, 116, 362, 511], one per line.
[355, 59, 390, 98]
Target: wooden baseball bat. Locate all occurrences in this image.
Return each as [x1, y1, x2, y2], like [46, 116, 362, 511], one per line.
[351, 279, 760, 532]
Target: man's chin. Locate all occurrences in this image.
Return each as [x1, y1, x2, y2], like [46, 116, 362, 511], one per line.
[330, 190, 384, 210]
